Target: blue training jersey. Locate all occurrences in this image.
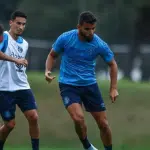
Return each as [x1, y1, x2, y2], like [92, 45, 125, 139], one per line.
[52, 29, 114, 86]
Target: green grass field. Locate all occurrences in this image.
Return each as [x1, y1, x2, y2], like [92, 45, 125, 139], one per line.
[2, 72, 150, 150]
[3, 148, 150, 150]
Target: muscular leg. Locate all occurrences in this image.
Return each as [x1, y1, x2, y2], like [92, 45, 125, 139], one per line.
[91, 111, 112, 150]
[0, 91, 16, 150]
[16, 89, 39, 150]
[67, 103, 91, 149]
[0, 119, 16, 150]
[59, 83, 97, 149]
[81, 83, 112, 149]
[24, 109, 39, 150]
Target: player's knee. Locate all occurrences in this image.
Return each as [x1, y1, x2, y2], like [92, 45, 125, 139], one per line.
[5, 120, 16, 130]
[98, 119, 109, 132]
[27, 112, 39, 123]
[71, 113, 84, 124]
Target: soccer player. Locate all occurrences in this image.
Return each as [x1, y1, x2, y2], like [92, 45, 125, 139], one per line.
[0, 11, 39, 150]
[45, 11, 118, 150]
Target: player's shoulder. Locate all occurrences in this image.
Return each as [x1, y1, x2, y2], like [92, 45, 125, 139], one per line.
[19, 37, 28, 45]
[3, 31, 9, 40]
[18, 37, 28, 50]
[62, 29, 77, 38]
[93, 34, 104, 43]
[4, 31, 28, 46]
[0, 31, 8, 45]
[93, 33, 107, 47]
[4, 31, 8, 35]
[16, 36, 28, 48]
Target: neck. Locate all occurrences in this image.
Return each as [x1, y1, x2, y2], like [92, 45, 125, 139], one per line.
[78, 32, 85, 41]
[78, 32, 92, 42]
[9, 30, 18, 40]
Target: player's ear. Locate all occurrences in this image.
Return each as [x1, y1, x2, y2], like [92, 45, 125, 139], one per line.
[77, 24, 80, 29]
[9, 20, 13, 27]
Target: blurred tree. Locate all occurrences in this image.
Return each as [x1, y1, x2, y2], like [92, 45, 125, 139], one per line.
[18, 0, 79, 40]
[0, 0, 20, 21]
[13, 0, 150, 44]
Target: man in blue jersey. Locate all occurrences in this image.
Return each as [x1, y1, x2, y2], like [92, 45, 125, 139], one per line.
[45, 11, 118, 150]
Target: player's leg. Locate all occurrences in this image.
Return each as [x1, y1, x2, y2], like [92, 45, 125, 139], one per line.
[91, 111, 112, 150]
[0, 91, 16, 150]
[67, 103, 91, 148]
[59, 83, 92, 149]
[82, 83, 112, 150]
[16, 90, 39, 150]
[24, 109, 39, 150]
[0, 119, 16, 150]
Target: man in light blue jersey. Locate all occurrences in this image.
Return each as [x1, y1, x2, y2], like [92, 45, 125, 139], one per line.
[45, 11, 118, 150]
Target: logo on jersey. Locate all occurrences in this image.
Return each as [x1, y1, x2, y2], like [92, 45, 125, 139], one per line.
[18, 46, 23, 53]
[15, 64, 24, 72]
[10, 52, 24, 72]
[88, 48, 95, 56]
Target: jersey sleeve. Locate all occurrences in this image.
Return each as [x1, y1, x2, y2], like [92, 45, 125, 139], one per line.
[52, 33, 65, 53]
[0, 33, 8, 53]
[0, 37, 5, 51]
[97, 39, 114, 63]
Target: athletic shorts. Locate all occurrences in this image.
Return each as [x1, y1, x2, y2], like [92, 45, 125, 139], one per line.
[59, 83, 106, 112]
[0, 89, 37, 121]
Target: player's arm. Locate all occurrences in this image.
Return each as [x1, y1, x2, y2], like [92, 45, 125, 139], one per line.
[107, 59, 118, 94]
[0, 41, 28, 67]
[45, 49, 58, 83]
[0, 50, 28, 67]
[0, 50, 15, 62]
[0, 25, 16, 63]
[0, 24, 27, 66]
[45, 49, 59, 72]
[108, 59, 118, 103]
[99, 41, 119, 103]
[45, 33, 65, 83]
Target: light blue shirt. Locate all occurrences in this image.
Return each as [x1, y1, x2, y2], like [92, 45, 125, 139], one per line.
[52, 29, 114, 86]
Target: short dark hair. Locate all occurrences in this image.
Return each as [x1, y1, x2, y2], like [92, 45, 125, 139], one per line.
[78, 11, 97, 25]
[11, 10, 27, 20]
[0, 24, 4, 35]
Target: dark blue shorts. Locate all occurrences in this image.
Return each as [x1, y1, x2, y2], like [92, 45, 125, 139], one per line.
[59, 83, 106, 112]
[0, 89, 37, 121]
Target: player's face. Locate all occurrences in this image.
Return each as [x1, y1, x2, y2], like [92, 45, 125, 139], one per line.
[9, 17, 26, 36]
[78, 22, 96, 41]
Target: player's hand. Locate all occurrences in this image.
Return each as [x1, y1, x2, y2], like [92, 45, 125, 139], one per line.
[45, 71, 56, 83]
[109, 88, 119, 103]
[15, 58, 28, 67]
